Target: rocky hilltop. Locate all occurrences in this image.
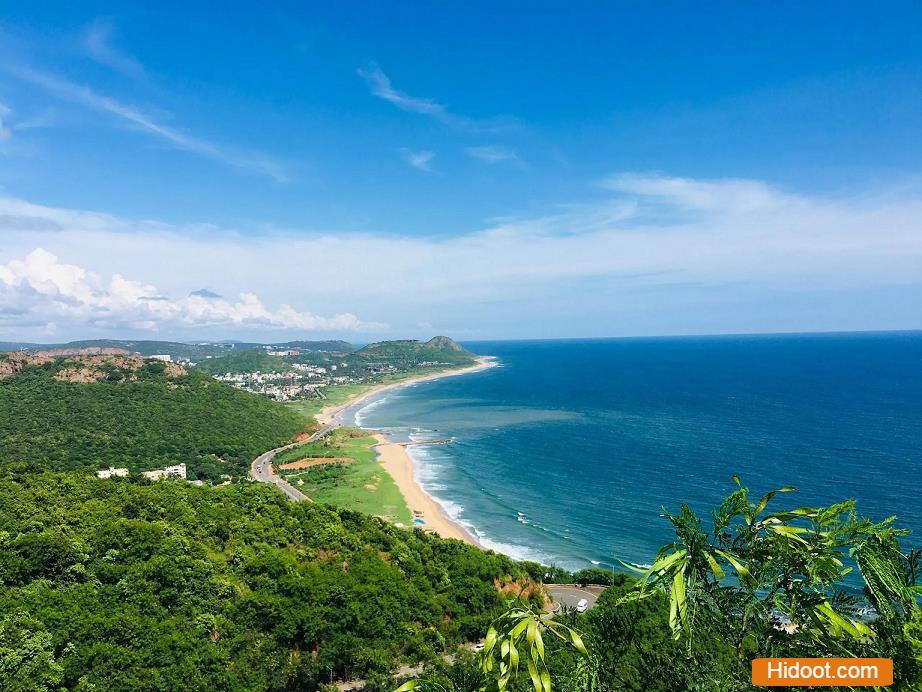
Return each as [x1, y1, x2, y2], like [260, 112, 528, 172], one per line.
[0, 351, 186, 383]
[424, 335, 465, 351]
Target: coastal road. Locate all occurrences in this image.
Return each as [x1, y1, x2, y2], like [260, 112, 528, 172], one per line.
[546, 584, 607, 613]
[249, 359, 494, 501]
[249, 422, 338, 501]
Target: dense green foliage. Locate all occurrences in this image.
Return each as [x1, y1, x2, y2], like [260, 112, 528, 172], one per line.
[194, 349, 294, 375]
[0, 358, 307, 480]
[0, 471, 533, 690]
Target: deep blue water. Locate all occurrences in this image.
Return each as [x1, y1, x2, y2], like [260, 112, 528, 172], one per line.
[343, 333, 922, 572]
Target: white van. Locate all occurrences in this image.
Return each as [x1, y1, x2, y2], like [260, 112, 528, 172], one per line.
[576, 598, 589, 613]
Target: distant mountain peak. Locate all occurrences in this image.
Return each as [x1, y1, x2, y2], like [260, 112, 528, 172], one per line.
[190, 288, 223, 299]
[424, 336, 464, 351]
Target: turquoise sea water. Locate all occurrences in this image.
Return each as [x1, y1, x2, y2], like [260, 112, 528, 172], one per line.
[342, 333, 922, 573]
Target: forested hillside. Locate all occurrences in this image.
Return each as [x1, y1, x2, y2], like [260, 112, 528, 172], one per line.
[0, 354, 307, 480]
[0, 472, 531, 690]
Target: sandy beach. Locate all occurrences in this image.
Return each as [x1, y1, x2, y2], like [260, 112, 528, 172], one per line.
[312, 356, 495, 545]
[373, 434, 480, 545]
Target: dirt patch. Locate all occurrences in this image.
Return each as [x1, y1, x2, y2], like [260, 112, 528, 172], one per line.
[0, 352, 52, 380]
[277, 457, 354, 470]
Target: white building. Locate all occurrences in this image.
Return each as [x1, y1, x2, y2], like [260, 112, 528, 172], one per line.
[149, 354, 173, 362]
[142, 463, 187, 481]
[96, 467, 129, 479]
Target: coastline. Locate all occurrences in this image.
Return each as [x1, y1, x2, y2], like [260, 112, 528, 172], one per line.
[313, 356, 495, 546]
[315, 356, 496, 427]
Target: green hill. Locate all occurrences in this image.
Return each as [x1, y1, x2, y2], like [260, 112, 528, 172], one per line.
[194, 349, 294, 375]
[0, 471, 532, 690]
[0, 353, 308, 481]
[352, 336, 476, 368]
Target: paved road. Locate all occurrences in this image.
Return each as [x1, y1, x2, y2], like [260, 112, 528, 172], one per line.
[249, 422, 339, 501]
[546, 584, 607, 613]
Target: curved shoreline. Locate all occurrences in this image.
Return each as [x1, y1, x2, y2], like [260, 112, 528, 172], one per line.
[315, 356, 496, 427]
[314, 356, 495, 546]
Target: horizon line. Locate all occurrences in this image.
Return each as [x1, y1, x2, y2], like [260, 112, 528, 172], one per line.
[3, 327, 922, 349]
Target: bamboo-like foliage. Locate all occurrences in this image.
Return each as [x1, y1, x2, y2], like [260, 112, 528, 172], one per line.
[398, 480, 922, 691]
[479, 604, 587, 692]
[616, 477, 908, 659]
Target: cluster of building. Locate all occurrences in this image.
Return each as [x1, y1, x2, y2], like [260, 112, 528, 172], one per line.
[213, 370, 329, 401]
[96, 463, 188, 481]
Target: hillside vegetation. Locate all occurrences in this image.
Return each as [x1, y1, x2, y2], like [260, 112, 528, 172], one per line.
[0, 472, 532, 690]
[0, 353, 307, 481]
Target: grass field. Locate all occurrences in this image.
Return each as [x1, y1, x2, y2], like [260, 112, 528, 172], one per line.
[276, 427, 412, 525]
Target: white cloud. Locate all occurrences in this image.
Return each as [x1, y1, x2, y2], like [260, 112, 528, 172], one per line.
[604, 173, 784, 213]
[0, 248, 377, 334]
[402, 148, 435, 172]
[465, 145, 518, 164]
[12, 67, 287, 182]
[1, 173, 920, 338]
[83, 18, 146, 79]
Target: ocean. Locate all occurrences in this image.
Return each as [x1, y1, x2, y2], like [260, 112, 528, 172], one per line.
[341, 333, 922, 574]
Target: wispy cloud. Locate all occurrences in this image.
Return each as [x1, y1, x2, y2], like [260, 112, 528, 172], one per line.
[358, 64, 451, 119]
[357, 63, 512, 131]
[465, 145, 518, 164]
[402, 148, 435, 172]
[11, 67, 287, 182]
[83, 18, 146, 79]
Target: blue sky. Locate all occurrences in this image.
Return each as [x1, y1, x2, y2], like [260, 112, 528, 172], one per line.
[1, 2, 921, 341]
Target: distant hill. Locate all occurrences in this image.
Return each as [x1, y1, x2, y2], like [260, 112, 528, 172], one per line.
[0, 342, 38, 352]
[194, 349, 294, 375]
[352, 336, 476, 367]
[0, 339, 236, 360]
[0, 339, 358, 359]
[274, 339, 356, 353]
[0, 352, 308, 480]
